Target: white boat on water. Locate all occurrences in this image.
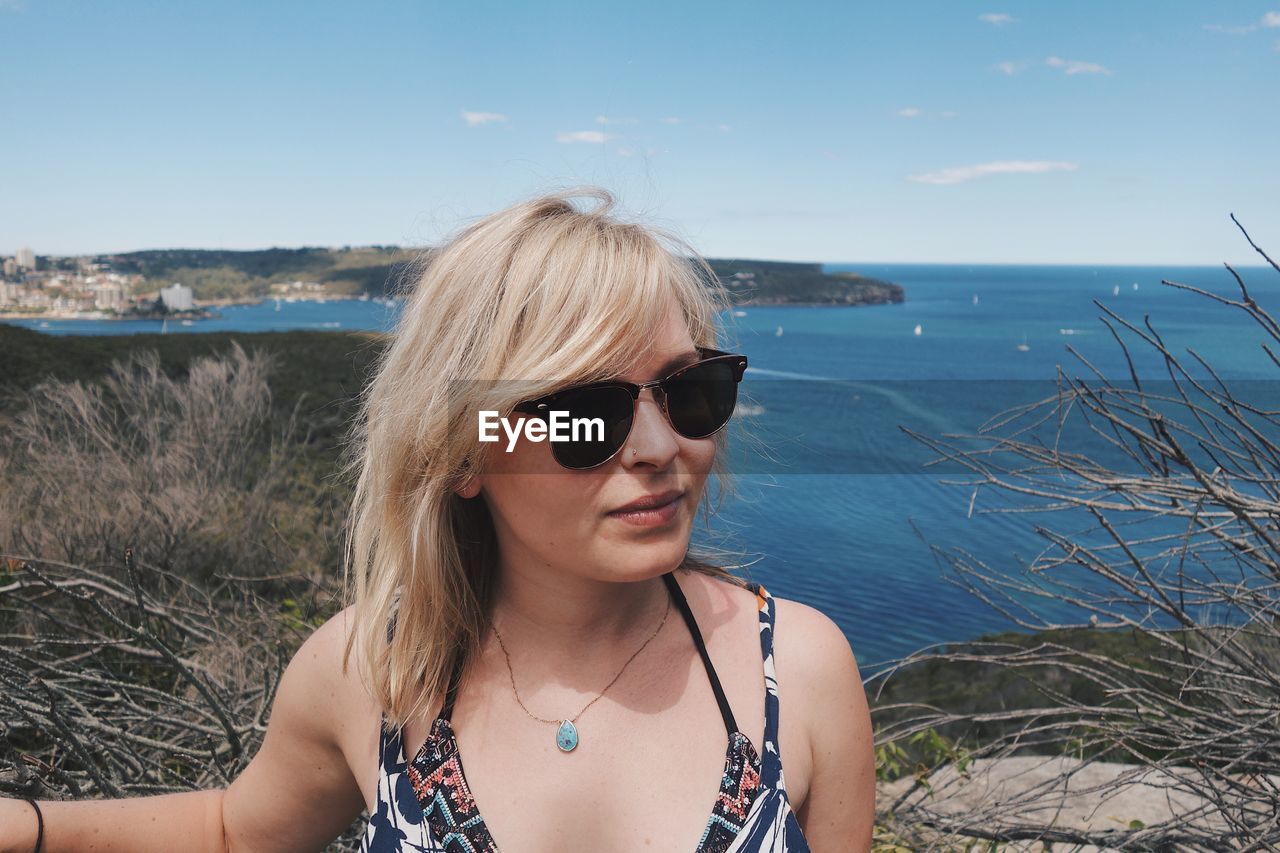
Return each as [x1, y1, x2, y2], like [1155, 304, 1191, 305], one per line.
[1112, 284, 1120, 296]
[1132, 282, 1139, 290]
[180, 319, 193, 326]
[1017, 333, 1030, 352]
[972, 294, 979, 305]
[732, 310, 747, 317]
[274, 298, 282, 311]
[913, 323, 922, 336]
[775, 325, 783, 337]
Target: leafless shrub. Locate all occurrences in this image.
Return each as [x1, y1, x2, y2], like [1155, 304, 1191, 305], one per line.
[0, 341, 314, 582]
[871, 216, 1280, 850]
[0, 551, 364, 850]
[0, 343, 365, 850]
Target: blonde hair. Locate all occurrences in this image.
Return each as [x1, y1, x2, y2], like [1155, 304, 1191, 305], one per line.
[339, 186, 750, 732]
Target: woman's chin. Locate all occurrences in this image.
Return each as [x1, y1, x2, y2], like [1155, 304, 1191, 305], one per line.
[598, 544, 689, 581]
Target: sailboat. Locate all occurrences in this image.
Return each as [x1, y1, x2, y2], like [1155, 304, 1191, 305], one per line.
[972, 294, 979, 305]
[1132, 282, 1139, 290]
[274, 298, 282, 311]
[913, 323, 922, 336]
[161, 317, 169, 334]
[775, 325, 783, 337]
[1016, 333, 1030, 352]
[1112, 284, 1120, 296]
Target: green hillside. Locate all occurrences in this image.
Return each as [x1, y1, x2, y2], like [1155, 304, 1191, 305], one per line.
[98, 248, 904, 306]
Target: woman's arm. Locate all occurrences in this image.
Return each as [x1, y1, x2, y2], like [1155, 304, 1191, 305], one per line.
[221, 606, 370, 851]
[781, 600, 876, 852]
[0, 790, 225, 853]
[0, 607, 370, 853]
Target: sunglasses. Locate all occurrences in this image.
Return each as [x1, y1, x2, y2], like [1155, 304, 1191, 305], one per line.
[511, 347, 749, 469]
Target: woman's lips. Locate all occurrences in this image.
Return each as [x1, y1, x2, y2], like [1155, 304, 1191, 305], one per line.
[607, 493, 683, 526]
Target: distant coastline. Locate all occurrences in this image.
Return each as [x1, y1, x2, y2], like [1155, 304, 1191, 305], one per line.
[0, 293, 394, 322]
[0, 248, 906, 321]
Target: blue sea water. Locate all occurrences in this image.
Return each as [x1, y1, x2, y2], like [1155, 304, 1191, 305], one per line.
[9, 263, 1280, 667]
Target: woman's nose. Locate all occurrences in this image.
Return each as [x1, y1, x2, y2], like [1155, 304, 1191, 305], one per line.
[625, 387, 679, 461]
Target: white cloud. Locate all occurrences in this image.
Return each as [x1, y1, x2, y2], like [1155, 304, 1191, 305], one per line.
[461, 111, 508, 127]
[979, 13, 1014, 25]
[907, 160, 1079, 185]
[595, 115, 638, 125]
[1203, 22, 1257, 34]
[994, 60, 1023, 75]
[555, 130, 616, 143]
[659, 116, 683, 124]
[1046, 56, 1113, 75]
[897, 107, 922, 118]
[1204, 12, 1280, 34]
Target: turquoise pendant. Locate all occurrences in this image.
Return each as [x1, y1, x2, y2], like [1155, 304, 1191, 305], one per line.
[556, 719, 578, 752]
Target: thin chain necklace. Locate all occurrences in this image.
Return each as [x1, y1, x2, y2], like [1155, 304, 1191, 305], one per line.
[489, 588, 671, 753]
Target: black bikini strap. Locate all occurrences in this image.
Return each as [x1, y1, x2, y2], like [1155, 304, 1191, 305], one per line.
[662, 571, 739, 736]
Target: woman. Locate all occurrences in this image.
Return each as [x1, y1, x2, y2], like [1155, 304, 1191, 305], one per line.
[0, 187, 874, 852]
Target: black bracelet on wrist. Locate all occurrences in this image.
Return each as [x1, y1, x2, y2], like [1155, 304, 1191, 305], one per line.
[21, 798, 43, 853]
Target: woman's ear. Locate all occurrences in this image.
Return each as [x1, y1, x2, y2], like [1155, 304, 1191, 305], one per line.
[454, 459, 482, 499]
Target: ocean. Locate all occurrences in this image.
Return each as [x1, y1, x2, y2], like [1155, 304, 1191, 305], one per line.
[10, 262, 1280, 667]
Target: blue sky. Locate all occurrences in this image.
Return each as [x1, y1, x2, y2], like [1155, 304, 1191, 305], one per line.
[3, 0, 1277, 264]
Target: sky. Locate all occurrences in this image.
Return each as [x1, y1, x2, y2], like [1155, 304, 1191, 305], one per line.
[2, 0, 1278, 265]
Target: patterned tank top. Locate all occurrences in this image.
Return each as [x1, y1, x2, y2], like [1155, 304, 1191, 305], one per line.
[360, 572, 811, 852]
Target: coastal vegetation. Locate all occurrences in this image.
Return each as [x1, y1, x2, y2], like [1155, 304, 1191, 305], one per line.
[104, 246, 421, 301]
[98, 247, 904, 306]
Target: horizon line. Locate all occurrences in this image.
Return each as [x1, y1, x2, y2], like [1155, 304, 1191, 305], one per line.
[6, 246, 1272, 270]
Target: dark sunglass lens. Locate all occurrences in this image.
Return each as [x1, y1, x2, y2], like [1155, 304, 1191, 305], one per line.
[545, 386, 634, 469]
[665, 361, 740, 439]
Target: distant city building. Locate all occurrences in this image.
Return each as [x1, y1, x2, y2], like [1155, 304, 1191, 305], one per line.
[160, 282, 194, 311]
[15, 247, 36, 270]
[94, 281, 127, 311]
[2, 258, 16, 278]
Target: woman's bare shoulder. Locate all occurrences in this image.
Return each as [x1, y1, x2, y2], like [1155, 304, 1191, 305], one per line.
[306, 604, 383, 728]
[768, 595, 875, 846]
[769, 594, 860, 696]
[687, 568, 759, 607]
